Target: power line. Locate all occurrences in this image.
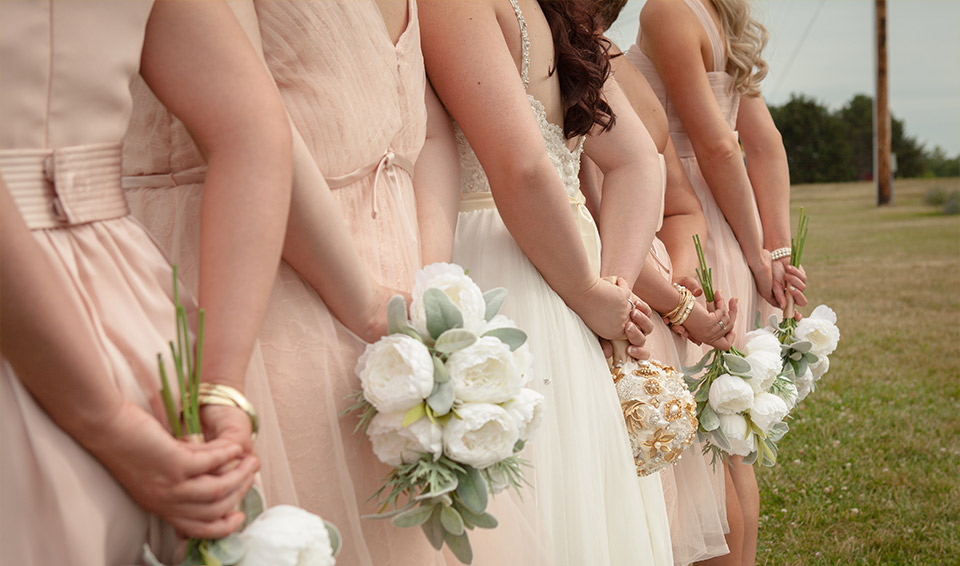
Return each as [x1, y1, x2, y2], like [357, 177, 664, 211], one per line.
[770, 0, 828, 98]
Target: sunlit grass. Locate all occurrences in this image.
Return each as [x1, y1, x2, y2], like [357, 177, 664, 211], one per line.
[756, 177, 960, 565]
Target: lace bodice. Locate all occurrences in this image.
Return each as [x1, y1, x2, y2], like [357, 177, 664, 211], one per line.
[456, 0, 585, 198]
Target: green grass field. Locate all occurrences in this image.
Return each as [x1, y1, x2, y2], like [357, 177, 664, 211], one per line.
[755, 178, 960, 565]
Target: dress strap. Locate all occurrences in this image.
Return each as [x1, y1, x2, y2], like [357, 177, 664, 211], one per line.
[324, 150, 415, 218]
[682, 0, 726, 73]
[508, 0, 531, 90]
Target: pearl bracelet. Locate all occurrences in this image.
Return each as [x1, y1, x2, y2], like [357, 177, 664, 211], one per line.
[770, 247, 792, 261]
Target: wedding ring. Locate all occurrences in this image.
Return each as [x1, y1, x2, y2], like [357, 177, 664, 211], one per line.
[718, 320, 727, 330]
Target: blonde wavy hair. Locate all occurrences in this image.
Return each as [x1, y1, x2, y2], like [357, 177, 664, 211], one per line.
[711, 0, 769, 96]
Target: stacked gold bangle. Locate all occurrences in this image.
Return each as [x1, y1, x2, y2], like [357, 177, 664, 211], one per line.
[770, 246, 792, 261]
[197, 383, 260, 442]
[665, 283, 696, 327]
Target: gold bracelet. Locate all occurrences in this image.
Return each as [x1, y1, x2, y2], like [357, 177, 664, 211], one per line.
[664, 285, 691, 322]
[197, 382, 259, 442]
[666, 285, 696, 326]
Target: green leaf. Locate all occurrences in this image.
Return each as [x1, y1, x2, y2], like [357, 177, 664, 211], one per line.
[325, 520, 342, 556]
[424, 288, 464, 339]
[724, 353, 752, 375]
[700, 404, 720, 432]
[796, 357, 809, 378]
[769, 314, 781, 329]
[443, 530, 474, 564]
[435, 329, 478, 355]
[742, 450, 759, 466]
[441, 505, 466, 535]
[422, 506, 445, 550]
[393, 503, 437, 528]
[403, 402, 427, 427]
[754, 310, 763, 330]
[790, 351, 803, 361]
[482, 288, 507, 322]
[398, 326, 425, 342]
[767, 421, 789, 443]
[142, 544, 169, 566]
[387, 295, 410, 335]
[804, 352, 820, 364]
[433, 356, 450, 384]
[239, 484, 265, 529]
[455, 466, 488, 514]
[694, 384, 710, 403]
[482, 327, 527, 351]
[682, 350, 713, 375]
[427, 380, 456, 416]
[791, 340, 812, 353]
[711, 426, 732, 452]
[205, 534, 245, 565]
[457, 504, 499, 529]
[197, 540, 223, 566]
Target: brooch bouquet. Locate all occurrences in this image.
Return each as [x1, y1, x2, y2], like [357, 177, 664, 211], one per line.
[349, 263, 543, 564]
[683, 238, 792, 467]
[145, 267, 340, 566]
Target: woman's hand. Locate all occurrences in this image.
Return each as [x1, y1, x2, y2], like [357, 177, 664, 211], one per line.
[87, 402, 259, 540]
[748, 250, 776, 306]
[200, 403, 254, 455]
[669, 290, 738, 350]
[672, 274, 703, 297]
[772, 259, 807, 315]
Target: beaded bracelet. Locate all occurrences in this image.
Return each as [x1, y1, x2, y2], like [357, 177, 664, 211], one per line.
[770, 246, 792, 261]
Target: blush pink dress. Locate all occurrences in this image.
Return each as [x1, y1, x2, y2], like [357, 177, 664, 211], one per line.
[1, 1, 180, 564]
[627, 0, 771, 348]
[253, 2, 442, 565]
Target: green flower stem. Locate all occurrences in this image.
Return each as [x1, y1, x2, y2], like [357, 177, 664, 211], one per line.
[693, 234, 715, 303]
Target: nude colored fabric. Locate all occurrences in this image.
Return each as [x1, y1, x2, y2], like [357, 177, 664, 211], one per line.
[1, 2, 182, 564]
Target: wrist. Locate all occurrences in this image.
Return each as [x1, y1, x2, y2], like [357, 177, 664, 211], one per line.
[564, 276, 602, 314]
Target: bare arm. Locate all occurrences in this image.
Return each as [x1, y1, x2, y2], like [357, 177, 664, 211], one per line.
[658, 138, 708, 287]
[585, 78, 662, 286]
[640, 0, 772, 301]
[141, 0, 292, 398]
[415, 82, 462, 265]
[420, 0, 637, 342]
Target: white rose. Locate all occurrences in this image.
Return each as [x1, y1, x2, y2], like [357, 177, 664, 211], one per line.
[775, 379, 799, 411]
[443, 403, 519, 469]
[238, 505, 335, 566]
[485, 315, 534, 385]
[750, 392, 789, 434]
[743, 328, 782, 357]
[356, 334, 434, 414]
[367, 411, 442, 466]
[718, 414, 756, 457]
[503, 388, 545, 441]
[745, 350, 782, 393]
[410, 263, 487, 334]
[794, 367, 814, 403]
[794, 305, 840, 358]
[708, 373, 755, 415]
[447, 336, 523, 404]
[809, 354, 830, 381]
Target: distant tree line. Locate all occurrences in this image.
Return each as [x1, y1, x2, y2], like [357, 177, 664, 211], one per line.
[767, 93, 960, 184]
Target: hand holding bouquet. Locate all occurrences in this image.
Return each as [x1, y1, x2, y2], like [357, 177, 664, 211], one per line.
[349, 263, 543, 564]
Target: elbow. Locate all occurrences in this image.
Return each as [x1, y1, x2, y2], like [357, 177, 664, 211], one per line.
[698, 134, 742, 167]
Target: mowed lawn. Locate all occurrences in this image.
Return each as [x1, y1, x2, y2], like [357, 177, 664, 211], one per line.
[755, 178, 960, 565]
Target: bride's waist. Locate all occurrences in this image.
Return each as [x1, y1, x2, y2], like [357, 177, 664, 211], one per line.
[459, 190, 586, 213]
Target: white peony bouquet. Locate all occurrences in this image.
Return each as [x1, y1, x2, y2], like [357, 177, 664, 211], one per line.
[683, 239, 792, 467]
[145, 268, 340, 566]
[348, 263, 542, 564]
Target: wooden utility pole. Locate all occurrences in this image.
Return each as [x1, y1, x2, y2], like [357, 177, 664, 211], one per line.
[875, 0, 891, 205]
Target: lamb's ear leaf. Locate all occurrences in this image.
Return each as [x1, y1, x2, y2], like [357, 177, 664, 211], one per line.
[424, 288, 464, 339]
[483, 288, 507, 322]
[483, 327, 526, 351]
[387, 295, 410, 335]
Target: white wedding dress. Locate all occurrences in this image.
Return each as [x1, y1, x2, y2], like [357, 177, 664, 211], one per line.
[449, 2, 673, 564]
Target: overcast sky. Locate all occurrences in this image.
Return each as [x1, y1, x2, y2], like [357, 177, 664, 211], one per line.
[607, 0, 960, 155]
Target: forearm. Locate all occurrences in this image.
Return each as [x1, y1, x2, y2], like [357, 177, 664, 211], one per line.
[658, 212, 705, 281]
[739, 94, 792, 251]
[633, 253, 684, 315]
[0, 185, 123, 447]
[415, 84, 461, 265]
[597, 161, 661, 285]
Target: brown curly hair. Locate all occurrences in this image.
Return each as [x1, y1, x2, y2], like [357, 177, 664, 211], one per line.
[538, 0, 616, 138]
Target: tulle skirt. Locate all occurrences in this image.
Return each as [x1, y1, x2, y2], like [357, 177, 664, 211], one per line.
[647, 238, 731, 565]
[1, 217, 182, 565]
[452, 197, 673, 566]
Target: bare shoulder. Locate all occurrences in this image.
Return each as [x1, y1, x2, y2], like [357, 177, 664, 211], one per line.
[640, 0, 698, 36]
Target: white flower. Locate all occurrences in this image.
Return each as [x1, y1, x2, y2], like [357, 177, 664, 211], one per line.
[708, 373, 755, 415]
[809, 354, 830, 381]
[238, 505, 335, 566]
[410, 263, 487, 334]
[367, 411, 442, 466]
[743, 328, 782, 357]
[750, 392, 789, 434]
[794, 305, 840, 358]
[485, 315, 534, 385]
[745, 350, 782, 393]
[794, 367, 814, 403]
[718, 414, 756, 457]
[442, 403, 519, 469]
[503, 388, 545, 441]
[446, 336, 523, 404]
[356, 334, 434, 414]
[775, 379, 799, 411]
